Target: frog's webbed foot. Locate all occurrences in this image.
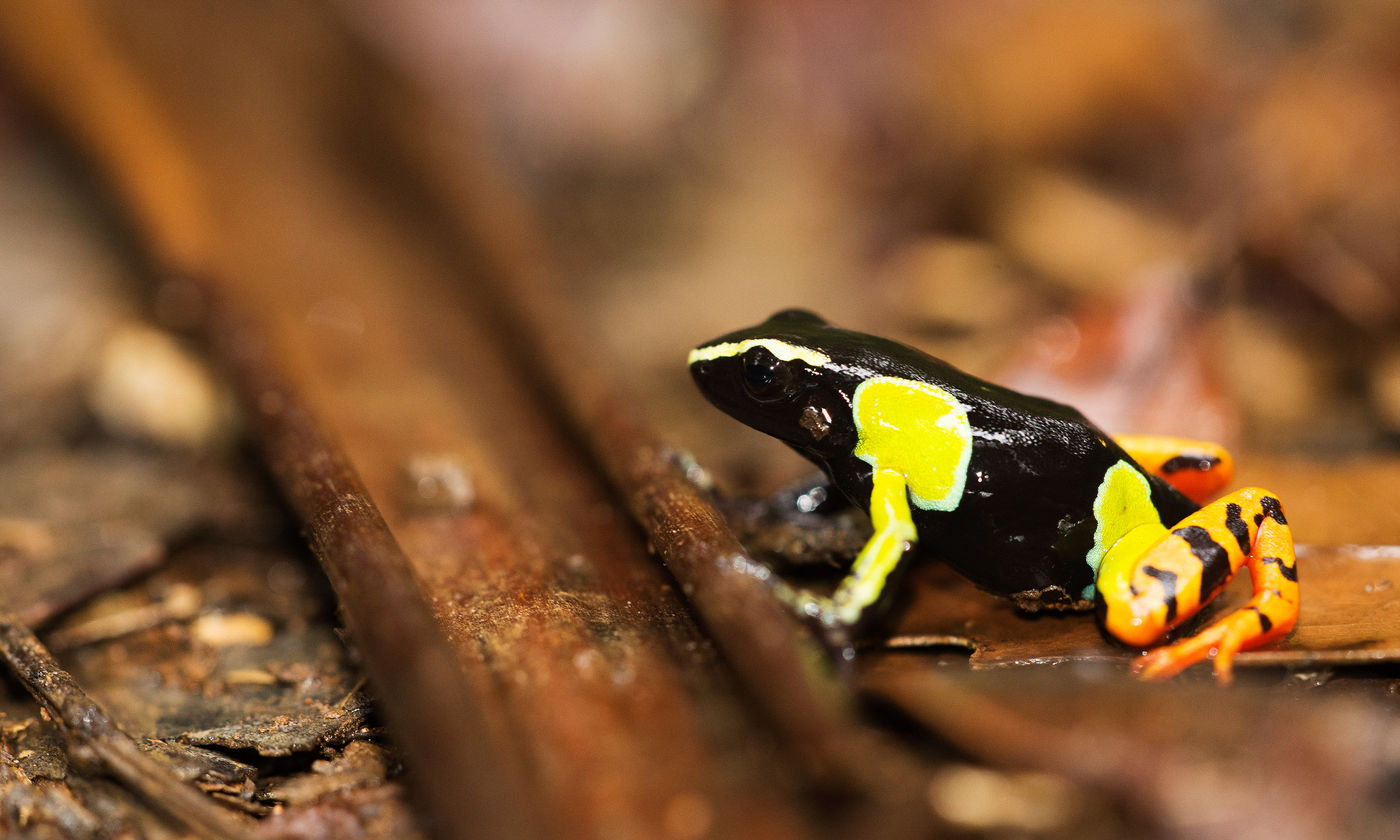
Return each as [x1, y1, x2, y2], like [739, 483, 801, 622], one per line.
[1097, 487, 1299, 683]
[1133, 613, 1260, 682]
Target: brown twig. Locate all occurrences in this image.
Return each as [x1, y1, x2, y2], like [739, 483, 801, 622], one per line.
[386, 96, 854, 776]
[0, 745, 101, 836]
[378, 84, 941, 833]
[198, 285, 548, 840]
[0, 613, 254, 840]
[360, 92, 846, 758]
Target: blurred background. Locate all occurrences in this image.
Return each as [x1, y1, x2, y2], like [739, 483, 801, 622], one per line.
[344, 0, 1400, 469]
[7, 1, 1400, 462]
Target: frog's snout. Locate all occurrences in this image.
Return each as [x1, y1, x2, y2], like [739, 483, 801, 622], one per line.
[688, 357, 714, 385]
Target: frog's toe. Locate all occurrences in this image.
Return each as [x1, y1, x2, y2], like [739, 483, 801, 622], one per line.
[1208, 626, 1257, 684]
[813, 622, 857, 669]
[767, 583, 856, 652]
[1133, 645, 1197, 681]
[1132, 620, 1257, 683]
[1131, 627, 1226, 682]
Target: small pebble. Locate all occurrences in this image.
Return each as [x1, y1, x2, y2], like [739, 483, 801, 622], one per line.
[192, 612, 276, 647]
[89, 322, 234, 448]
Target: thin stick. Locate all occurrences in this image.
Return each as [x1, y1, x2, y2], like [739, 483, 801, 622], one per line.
[0, 613, 254, 840]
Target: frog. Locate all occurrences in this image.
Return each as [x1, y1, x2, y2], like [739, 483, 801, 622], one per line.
[688, 309, 1299, 681]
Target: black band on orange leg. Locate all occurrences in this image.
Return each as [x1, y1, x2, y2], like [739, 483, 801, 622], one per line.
[1113, 434, 1235, 505]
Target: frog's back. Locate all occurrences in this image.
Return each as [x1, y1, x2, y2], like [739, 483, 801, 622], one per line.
[830, 336, 1197, 608]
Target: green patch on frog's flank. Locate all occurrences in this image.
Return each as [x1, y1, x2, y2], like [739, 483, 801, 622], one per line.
[1084, 460, 1167, 601]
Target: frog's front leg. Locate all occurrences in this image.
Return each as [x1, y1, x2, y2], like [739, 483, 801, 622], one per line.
[830, 468, 918, 625]
[771, 467, 917, 630]
[1096, 487, 1299, 682]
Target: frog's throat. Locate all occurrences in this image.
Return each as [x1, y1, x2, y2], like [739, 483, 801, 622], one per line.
[688, 339, 831, 368]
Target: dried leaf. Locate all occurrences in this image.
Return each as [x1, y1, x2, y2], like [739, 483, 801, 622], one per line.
[0, 449, 274, 628]
[883, 544, 1400, 672]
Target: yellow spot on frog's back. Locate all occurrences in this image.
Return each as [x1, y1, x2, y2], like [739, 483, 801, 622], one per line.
[852, 377, 972, 511]
[687, 339, 831, 368]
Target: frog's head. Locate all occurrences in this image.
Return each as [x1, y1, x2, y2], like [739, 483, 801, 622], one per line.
[689, 310, 860, 458]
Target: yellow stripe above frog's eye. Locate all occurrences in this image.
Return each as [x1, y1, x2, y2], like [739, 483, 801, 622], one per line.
[687, 339, 831, 368]
[851, 376, 972, 512]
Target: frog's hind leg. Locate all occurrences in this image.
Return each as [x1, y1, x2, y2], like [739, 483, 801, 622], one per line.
[1097, 487, 1299, 682]
[1114, 434, 1234, 505]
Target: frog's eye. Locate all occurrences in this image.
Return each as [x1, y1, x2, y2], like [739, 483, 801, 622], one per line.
[741, 345, 791, 400]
